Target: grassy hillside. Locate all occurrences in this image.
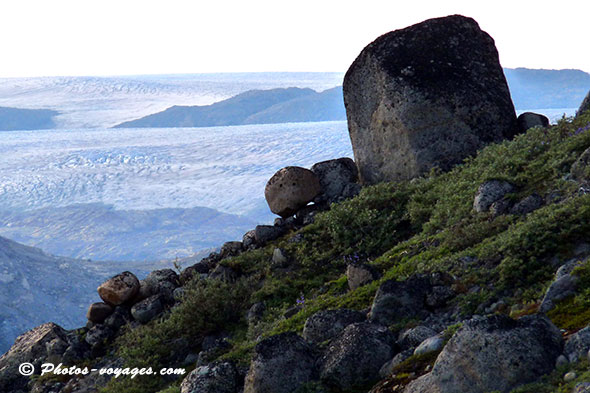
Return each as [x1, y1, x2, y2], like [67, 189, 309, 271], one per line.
[94, 110, 590, 393]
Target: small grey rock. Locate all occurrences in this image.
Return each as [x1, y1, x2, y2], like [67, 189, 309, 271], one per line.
[131, 294, 164, 324]
[414, 334, 445, 356]
[473, 180, 515, 213]
[302, 309, 366, 344]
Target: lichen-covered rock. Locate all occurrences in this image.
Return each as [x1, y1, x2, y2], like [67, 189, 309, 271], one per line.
[413, 334, 445, 355]
[577, 91, 590, 118]
[97, 271, 140, 306]
[343, 15, 517, 184]
[404, 314, 563, 393]
[320, 322, 396, 391]
[398, 326, 437, 349]
[264, 166, 321, 217]
[369, 275, 431, 326]
[565, 326, 590, 363]
[517, 112, 550, 132]
[302, 309, 366, 344]
[131, 294, 165, 324]
[181, 361, 240, 393]
[540, 261, 580, 313]
[346, 261, 380, 290]
[473, 180, 515, 213]
[244, 332, 317, 393]
[311, 157, 360, 204]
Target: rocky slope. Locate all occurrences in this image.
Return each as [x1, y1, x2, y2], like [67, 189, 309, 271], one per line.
[5, 14, 590, 393]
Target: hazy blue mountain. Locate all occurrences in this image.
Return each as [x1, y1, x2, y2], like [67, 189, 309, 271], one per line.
[114, 87, 345, 128]
[0, 203, 257, 262]
[244, 86, 346, 124]
[0, 235, 169, 354]
[504, 68, 590, 109]
[0, 107, 58, 130]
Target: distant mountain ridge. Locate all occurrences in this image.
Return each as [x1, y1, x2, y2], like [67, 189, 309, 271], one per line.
[114, 69, 590, 129]
[0, 106, 58, 130]
[114, 87, 345, 128]
[504, 68, 590, 109]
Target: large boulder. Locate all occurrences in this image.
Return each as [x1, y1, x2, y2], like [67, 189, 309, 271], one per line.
[473, 180, 515, 213]
[244, 332, 317, 393]
[517, 112, 549, 132]
[181, 361, 240, 393]
[368, 275, 432, 326]
[404, 314, 563, 393]
[302, 309, 366, 344]
[311, 157, 360, 204]
[320, 322, 396, 391]
[86, 302, 114, 323]
[343, 15, 517, 184]
[97, 271, 140, 306]
[264, 166, 321, 217]
[131, 294, 165, 324]
[577, 91, 590, 118]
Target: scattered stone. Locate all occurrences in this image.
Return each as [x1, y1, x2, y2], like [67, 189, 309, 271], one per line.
[517, 112, 550, 132]
[173, 287, 186, 301]
[247, 302, 266, 326]
[510, 193, 544, 215]
[414, 334, 445, 356]
[565, 371, 578, 382]
[85, 324, 115, 347]
[398, 326, 437, 349]
[209, 264, 238, 283]
[489, 198, 512, 217]
[103, 306, 133, 331]
[271, 248, 289, 268]
[220, 241, 243, 259]
[556, 354, 569, 368]
[264, 166, 321, 217]
[244, 332, 317, 393]
[346, 261, 380, 290]
[571, 147, 590, 182]
[302, 309, 366, 344]
[565, 326, 590, 363]
[540, 268, 579, 313]
[404, 314, 563, 393]
[97, 271, 140, 306]
[320, 322, 396, 391]
[310, 157, 360, 204]
[243, 230, 257, 250]
[379, 349, 413, 378]
[181, 361, 240, 393]
[254, 225, 285, 246]
[473, 180, 515, 213]
[577, 90, 590, 118]
[343, 15, 517, 184]
[295, 204, 323, 226]
[86, 302, 114, 323]
[368, 275, 431, 326]
[131, 294, 165, 324]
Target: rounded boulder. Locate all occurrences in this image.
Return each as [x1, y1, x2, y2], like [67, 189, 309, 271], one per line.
[97, 271, 140, 306]
[264, 166, 321, 218]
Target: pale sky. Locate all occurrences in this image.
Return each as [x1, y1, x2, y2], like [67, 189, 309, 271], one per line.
[0, 0, 588, 77]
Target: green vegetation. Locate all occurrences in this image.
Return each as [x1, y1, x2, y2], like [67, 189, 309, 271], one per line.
[100, 111, 590, 393]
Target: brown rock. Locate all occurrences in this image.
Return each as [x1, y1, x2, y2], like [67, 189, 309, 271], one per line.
[97, 271, 140, 306]
[264, 166, 321, 217]
[86, 302, 114, 323]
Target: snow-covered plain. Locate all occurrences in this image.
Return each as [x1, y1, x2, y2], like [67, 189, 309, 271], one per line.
[0, 122, 353, 260]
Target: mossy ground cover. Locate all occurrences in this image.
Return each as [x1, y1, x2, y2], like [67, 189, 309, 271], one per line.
[100, 112, 590, 393]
